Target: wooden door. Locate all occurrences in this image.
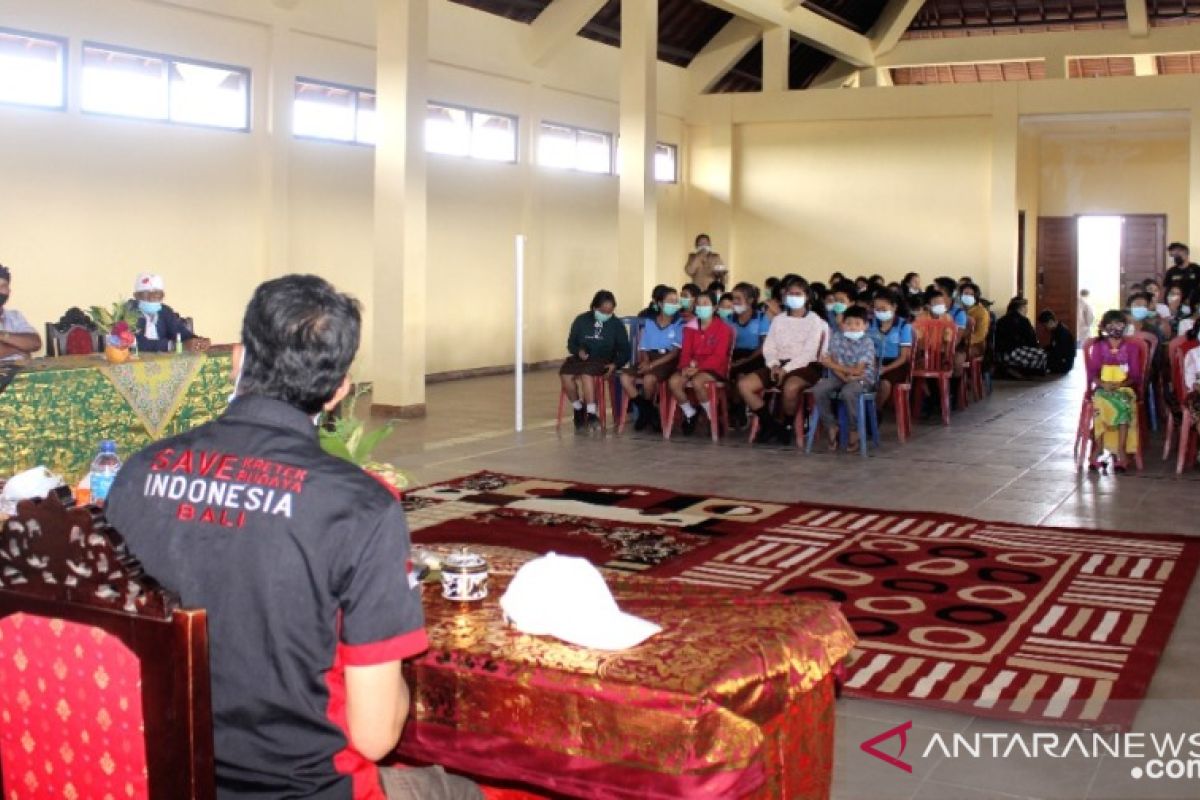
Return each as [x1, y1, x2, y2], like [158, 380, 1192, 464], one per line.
[1119, 214, 1166, 294]
[1036, 216, 1078, 328]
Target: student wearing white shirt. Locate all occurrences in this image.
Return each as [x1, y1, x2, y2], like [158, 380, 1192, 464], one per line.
[1183, 328, 1200, 435]
[0, 264, 42, 362]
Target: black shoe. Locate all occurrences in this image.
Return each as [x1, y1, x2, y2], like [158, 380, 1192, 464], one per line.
[776, 423, 795, 446]
[681, 413, 698, 436]
[573, 407, 586, 430]
[753, 410, 779, 444]
[586, 413, 601, 432]
[632, 399, 650, 431]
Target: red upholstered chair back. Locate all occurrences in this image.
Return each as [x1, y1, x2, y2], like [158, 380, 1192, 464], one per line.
[1168, 335, 1200, 405]
[65, 326, 100, 356]
[911, 318, 958, 376]
[0, 497, 214, 800]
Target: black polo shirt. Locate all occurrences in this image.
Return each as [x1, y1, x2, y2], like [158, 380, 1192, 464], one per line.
[107, 394, 427, 800]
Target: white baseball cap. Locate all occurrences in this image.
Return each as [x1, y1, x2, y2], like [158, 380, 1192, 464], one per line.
[499, 553, 661, 651]
[134, 273, 165, 293]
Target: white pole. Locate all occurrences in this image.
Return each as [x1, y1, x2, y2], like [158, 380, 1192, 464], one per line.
[515, 234, 525, 432]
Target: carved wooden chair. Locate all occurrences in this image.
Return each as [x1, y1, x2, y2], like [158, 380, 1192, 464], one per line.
[0, 496, 214, 799]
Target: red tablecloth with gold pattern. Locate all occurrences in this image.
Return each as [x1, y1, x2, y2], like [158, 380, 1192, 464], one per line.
[397, 549, 856, 799]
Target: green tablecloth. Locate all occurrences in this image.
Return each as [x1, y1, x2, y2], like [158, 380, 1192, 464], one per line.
[0, 349, 233, 482]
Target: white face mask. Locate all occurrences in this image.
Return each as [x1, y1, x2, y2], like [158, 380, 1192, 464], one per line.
[843, 330, 865, 341]
[931, 303, 948, 316]
[697, 244, 711, 253]
[1124, 324, 1136, 337]
[732, 304, 748, 315]
[961, 296, 976, 307]
[785, 295, 807, 310]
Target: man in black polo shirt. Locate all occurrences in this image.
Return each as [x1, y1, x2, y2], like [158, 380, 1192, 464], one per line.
[107, 275, 479, 800]
[1166, 242, 1200, 297]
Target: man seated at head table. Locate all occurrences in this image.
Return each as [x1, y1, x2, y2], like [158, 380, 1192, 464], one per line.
[0, 263, 43, 362]
[128, 272, 212, 353]
[106, 275, 481, 800]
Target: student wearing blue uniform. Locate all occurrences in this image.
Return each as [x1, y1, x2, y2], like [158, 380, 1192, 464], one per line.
[727, 282, 768, 427]
[870, 290, 913, 411]
[620, 285, 683, 432]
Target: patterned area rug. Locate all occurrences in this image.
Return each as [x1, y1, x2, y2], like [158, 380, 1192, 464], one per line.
[406, 473, 1200, 730]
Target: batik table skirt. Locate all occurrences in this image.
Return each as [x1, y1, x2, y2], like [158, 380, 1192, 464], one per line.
[0, 349, 233, 481]
[397, 549, 855, 799]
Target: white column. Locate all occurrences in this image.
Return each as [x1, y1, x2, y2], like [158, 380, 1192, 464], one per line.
[618, 0, 658, 307]
[263, 22, 292, 279]
[988, 88, 1020, 302]
[372, 0, 428, 417]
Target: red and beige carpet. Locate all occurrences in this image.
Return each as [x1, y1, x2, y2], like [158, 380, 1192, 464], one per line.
[405, 472, 1199, 730]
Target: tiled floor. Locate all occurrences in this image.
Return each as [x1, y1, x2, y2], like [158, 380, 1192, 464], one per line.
[373, 365, 1200, 800]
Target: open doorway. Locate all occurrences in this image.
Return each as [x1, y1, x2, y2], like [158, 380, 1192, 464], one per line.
[1077, 216, 1122, 332]
[1036, 214, 1166, 339]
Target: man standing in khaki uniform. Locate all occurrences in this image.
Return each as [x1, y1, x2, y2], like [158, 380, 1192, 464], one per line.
[684, 233, 728, 290]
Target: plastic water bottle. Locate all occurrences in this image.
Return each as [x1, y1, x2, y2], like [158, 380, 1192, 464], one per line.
[89, 440, 122, 505]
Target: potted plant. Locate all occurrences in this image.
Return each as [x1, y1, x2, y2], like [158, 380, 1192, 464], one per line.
[319, 385, 410, 500]
[87, 301, 140, 364]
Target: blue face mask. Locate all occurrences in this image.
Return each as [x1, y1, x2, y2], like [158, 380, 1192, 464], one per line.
[961, 295, 977, 308]
[717, 308, 734, 320]
[594, 310, 613, 323]
[831, 302, 848, 315]
[138, 300, 163, 315]
[695, 306, 714, 321]
[843, 330, 866, 341]
[661, 302, 681, 317]
[875, 310, 894, 323]
[680, 297, 694, 310]
[1130, 306, 1152, 321]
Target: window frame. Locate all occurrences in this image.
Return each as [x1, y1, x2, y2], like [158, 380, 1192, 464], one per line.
[427, 99, 519, 164]
[292, 75, 375, 147]
[0, 26, 69, 112]
[539, 120, 615, 176]
[80, 40, 251, 132]
[655, 141, 679, 184]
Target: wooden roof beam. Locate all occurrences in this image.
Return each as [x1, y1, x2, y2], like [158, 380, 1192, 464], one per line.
[1126, 0, 1150, 37]
[687, 16, 763, 94]
[701, 0, 875, 67]
[869, 0, 930, 57]
[526, 0, 609, 67]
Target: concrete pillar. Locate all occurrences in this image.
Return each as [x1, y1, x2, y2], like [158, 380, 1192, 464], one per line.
[617, 0, 657, 308]
[988, 88, 1020, 303]
[1190, 104, 1200, 246]
[762, 26, 790, 93]
[372, 0, 428, 417]
[264, 23, 292, 279]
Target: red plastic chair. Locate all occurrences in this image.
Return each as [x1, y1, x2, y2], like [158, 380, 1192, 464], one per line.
[1074, 337, 1147, 471]
[910, 318, 959, 426]
[556, 374, 618, 434]
[891, 359, 915, 443]
[1163, 335, 1200, 472]
[663, 336, 736, 443]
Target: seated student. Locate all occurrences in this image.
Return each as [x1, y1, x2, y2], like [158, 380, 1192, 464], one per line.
[707, 279, 726, 295]
[738, 277, 830, 444]
[129, 273, 211, 353]
[106, 275, 480, 800]
[826, 282, 855, 329]
[868, 274, 886, 290]
[904, 293, 926, 322]
[762, 276, 780, 309]
[902, 272, 923, 298]
[717, 292, 736, 321]
[679, 282, 702, 328]
[828, 271, 846, 287]
[1161, 282, 1192, 335]
[1036, 310, 1076, 375]
[813, 306, 877, 451]
[1086, 310, 1144, 473]
[1183, 326, 1200, 460]
[929, 281, 968, 329]
[560, 289, 632, 431]
[853, 276, 870, 295]
[620, 286, 682, 432]
[668, 291, 734, 435]
[1128, 291, 1169, 342]
[726, 283, 767, 425]
[870, 290, 913, 410]
[994, 296, 1047, 378]
[0, 263, 42, 362]
[637, 284, 669, 319]
[959, 283, 990, 359]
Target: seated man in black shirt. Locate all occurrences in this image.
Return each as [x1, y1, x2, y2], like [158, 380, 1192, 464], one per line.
[128, 272, 212, 353]
[1037, 310, 1076, 375]
[108, 275, 479, 800]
